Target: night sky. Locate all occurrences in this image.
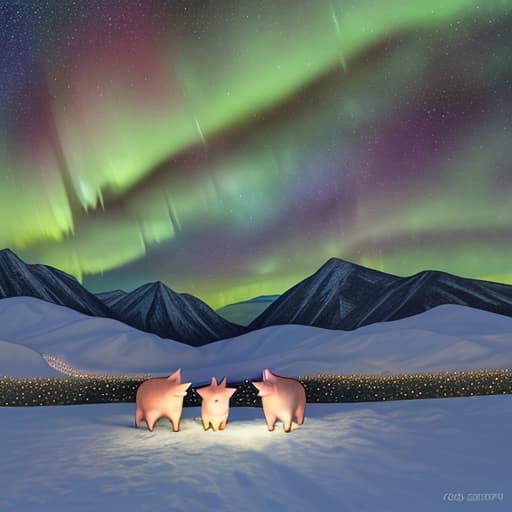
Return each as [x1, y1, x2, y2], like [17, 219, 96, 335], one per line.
[1, 0, 511, 309]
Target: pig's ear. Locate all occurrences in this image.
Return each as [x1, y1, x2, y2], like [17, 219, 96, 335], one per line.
[263, 369, 274, 382]
[253, 381, 274, 397]
[252, 381, 264, 395]
[174, 382, 192, 396]
[168, 368, 181, 382]
[196, 387, 206, 399]
[219, 377, 227, 387]
[210, 376, 218, 387]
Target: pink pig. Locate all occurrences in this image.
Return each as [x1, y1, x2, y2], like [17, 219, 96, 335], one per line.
[196, 377, 237, 431]
[252, 368, 306, 433]
[135, 368, 191, 432]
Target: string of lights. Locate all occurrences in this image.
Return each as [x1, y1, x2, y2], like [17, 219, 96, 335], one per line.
[1, 369, 511, 407]
[42, 354, 150, 380]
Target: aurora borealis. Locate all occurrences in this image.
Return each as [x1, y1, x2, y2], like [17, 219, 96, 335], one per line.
[1, 1, 511, 309]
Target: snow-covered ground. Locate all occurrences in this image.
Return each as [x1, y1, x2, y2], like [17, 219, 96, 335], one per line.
[1, 297, 510, 510]
[1, 297, 512, 382]
[0, 395, 509, 511]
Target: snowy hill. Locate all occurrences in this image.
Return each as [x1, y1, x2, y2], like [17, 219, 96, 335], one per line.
[0, 249, 112, 317]
[216, 295, 279, 325]
[249, 257, 512, 331]
[0, 395, 509, 511]
[106, 282, 246, 346]
[0, 339, 60, 377]
[0, 249, 245, 346]
[1, 297, 512, 381]
[5, 249, 512, 347]
[0, 297, 197, 377]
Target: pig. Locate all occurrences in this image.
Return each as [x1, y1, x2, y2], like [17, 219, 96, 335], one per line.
[135, 368, 191, 432]
[252, 368, 306, 433]
[196, 376, 237, 431]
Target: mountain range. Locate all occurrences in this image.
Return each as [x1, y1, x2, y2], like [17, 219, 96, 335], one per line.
[3, 248, 512, 344]
[249, 257, 512, 330]
[0, 249, 243, 346]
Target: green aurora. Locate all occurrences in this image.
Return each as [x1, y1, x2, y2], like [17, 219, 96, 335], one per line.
[1, 0, 511, 308]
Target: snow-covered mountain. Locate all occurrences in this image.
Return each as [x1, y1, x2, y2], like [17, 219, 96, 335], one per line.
[0, 248, 112, 317]
[5, 248, 512, 346]
[216, 295, 279, 325]
[1, 297, 512, 380]
[0, 249, 245, 346]
[249, 257, 512, 331]
[106, 282, 246, 346]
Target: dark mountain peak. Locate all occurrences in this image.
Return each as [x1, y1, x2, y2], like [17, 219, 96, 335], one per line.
[316, 257, 398, 278]
[301, 258, 397, 300]
[318, 258, 350, 276]
[320, 256, 355, 270]
[107, 280, 246, 346]
[128, 281, 184, 308]
[0, 248, 24, 264]
[249, 257, 512, 332]
[151, 281, 173, 294]
[135, 280, 173, 295]
[0, 248, 112, 317]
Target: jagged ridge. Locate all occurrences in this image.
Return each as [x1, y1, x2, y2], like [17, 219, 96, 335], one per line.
[107, 281, 246, 346]
[249, 257, 512, 330]
[0, 249, 112, 317]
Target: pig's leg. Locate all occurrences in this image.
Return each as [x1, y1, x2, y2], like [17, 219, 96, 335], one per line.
[263, 408, 276, 431]
[219, 419, 227, 431]
[135, 408, 144, 428]
[294, 406, 305, 425]
[145, 413, 160, 432]
[170, 418, 180, 432]
[282, 414, 293, 433]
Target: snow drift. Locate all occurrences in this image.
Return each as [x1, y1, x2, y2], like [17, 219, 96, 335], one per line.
[1, 297, 512, 382]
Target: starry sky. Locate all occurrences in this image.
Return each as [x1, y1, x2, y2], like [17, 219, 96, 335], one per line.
[1, 0, 511, 309]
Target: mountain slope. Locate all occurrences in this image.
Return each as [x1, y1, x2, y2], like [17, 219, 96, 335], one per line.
[0, 249, 112, 317]
[249, 257, 512, 331]
[95, 289, 127, 308]
[108, 282, 246, 346]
